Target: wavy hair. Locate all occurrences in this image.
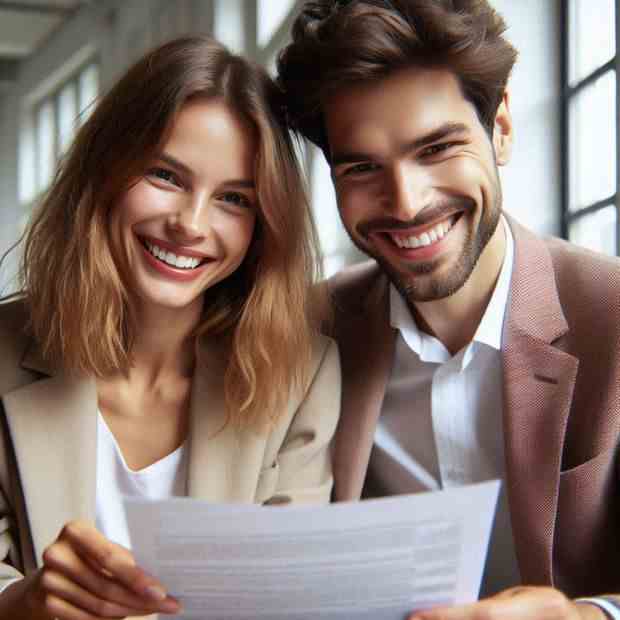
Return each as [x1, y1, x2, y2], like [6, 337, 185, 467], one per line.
[277, 0, 518, 156]
[19, 36, 323, 430]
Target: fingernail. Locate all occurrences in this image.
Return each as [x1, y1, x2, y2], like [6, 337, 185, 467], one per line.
[145, 585, 167, 600]
[162, 598, 183, 613]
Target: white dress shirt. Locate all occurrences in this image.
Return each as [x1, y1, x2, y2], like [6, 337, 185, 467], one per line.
[372, 217, 521, 596]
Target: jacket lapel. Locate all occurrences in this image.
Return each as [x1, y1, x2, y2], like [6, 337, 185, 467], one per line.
[331, 265, 397, 501]
[502, 217, 578, 585]
[3, 357, 97, 566]
[186, 337, 268, 503]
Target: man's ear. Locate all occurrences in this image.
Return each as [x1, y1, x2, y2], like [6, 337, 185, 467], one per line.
[493, 90, 513, 166]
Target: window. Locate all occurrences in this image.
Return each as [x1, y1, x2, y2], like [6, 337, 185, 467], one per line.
[19, 60, 99, 209]
[562, 0, 619, 255]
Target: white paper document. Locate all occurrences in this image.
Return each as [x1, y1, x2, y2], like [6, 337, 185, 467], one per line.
[124, 480, 500, 620]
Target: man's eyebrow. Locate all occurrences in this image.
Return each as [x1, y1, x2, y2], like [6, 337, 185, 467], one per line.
[330, 122, 470, 166]
[158, 153, 255, 189]
[404, 122, 470, 153]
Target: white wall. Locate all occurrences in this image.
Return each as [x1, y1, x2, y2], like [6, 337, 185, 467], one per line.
[0, 91, 20, 293]
[493, 0, 561, 236]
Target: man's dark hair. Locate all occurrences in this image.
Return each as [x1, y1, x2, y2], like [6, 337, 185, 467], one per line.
[277, 0, 518, 157]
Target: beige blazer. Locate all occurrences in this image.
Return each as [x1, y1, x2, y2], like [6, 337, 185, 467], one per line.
[328, 216, 620, 598]
[0, 299, 341, 599]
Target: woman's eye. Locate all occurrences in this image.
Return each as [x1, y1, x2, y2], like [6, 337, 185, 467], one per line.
[220, 192, 252, 209]
[147, 167, 181, 187]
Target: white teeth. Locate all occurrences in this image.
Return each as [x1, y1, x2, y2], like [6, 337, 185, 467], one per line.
[392, 217, 455, 249]
[144, 240, 204, 270]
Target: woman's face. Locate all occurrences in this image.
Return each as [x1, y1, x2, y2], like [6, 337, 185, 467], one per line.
[110, 98, 258, 315]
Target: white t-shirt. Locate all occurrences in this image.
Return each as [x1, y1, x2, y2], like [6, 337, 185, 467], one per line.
[95, 411, 188, 549]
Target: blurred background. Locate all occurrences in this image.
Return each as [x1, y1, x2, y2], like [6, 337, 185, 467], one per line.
[0, 0, 617, 292]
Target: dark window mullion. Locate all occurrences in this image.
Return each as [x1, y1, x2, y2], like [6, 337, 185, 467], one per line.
[564, 195, 617, 223]
[615, 0, 620, 254]
[560, 0, 569, 239]
[568, 58, 614, 96]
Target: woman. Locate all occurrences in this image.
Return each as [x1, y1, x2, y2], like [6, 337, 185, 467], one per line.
[0, 36, 340, 619]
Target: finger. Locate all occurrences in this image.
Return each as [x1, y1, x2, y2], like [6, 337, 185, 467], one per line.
[43, 540, 181, 615]
[409, 587, 577, 620]
[409, 601, 483, 620]
[58, 521, 168, 601]
[40, 568, 151, 618]
[43, 591, 123, 620]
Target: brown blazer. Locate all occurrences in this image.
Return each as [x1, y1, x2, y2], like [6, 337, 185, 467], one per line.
[0, 299, 341, 592]
[329, 216, 620, 597]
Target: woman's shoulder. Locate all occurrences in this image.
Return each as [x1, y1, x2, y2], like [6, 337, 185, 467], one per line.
[308, 331, 338, 376]
[0, 297, 38, 395]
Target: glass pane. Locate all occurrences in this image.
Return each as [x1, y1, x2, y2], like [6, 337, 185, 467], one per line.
[214, 0, 244, 54]
[569, 70, 616, 211]
[258, 0, 296, 46]
[569, 0, 615, 85]
[19, 114, 36, 205]
[36, 100, 55, 192]
[78, 63, 99, 124]
[58, 82, 77, 154]
[569, 206, 617, 255]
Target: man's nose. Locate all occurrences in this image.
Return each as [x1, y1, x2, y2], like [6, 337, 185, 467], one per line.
[387, 163, 431, 221]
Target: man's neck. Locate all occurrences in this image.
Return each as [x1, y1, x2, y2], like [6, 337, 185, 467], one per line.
[411, 221, 507, 356]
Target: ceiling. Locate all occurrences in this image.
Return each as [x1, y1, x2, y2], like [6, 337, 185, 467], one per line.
[0, 0, 90, 88]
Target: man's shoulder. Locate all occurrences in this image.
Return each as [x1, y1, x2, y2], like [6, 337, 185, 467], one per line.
[511, 225, 620, 347]
[327, 259, 386, 315]
[510, 217, 620, 307]
[543, 235, 620, 309]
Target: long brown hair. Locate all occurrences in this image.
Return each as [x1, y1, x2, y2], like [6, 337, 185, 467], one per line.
[20, 36, 323, 430]
[277, 0, 518, 156]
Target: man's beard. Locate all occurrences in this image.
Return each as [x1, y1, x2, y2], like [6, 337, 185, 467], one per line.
[351, 190, 502, 304]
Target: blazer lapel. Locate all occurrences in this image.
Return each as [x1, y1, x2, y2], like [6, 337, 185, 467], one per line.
[332, 267, 397, 501]
[186, 337, 268, 503]
[502, 217, 578, 585]
[3, 366, 97, 566]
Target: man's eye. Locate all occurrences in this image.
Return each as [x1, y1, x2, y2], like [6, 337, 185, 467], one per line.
[220, 192, 252, 209]
[344, 162, 379, 176]
[421, 143, 454, 158]
[147, 167, 181, 186]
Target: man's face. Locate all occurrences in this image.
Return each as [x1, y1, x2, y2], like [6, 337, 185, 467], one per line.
[324, 66, 512, 303]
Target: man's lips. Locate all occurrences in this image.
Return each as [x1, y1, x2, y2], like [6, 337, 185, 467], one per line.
[364, 212, 463, 249]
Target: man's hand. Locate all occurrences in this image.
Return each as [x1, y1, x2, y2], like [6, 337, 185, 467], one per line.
[408, 586, 607, 620]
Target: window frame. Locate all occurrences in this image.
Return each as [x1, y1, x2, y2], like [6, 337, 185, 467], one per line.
[20, 56, 99, 212]
[560, 0, 620, 254]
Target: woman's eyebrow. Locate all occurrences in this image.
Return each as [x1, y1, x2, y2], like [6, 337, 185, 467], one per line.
[158, 152, 194, 176]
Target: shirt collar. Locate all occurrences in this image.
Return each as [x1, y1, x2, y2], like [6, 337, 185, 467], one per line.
[389, 216, 514, 361]
[471, 216, 514, 351]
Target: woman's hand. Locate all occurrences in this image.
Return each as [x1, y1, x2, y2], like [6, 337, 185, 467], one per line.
[12, 520, 181, 619]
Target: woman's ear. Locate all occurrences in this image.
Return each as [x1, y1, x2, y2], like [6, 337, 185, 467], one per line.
[493, 90, 514, 167]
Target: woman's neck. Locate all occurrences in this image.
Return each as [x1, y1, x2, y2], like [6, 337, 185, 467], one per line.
[126, 299, 202, 387]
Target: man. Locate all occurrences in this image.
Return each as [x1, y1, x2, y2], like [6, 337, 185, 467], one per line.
[277, 1, 620, 619]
